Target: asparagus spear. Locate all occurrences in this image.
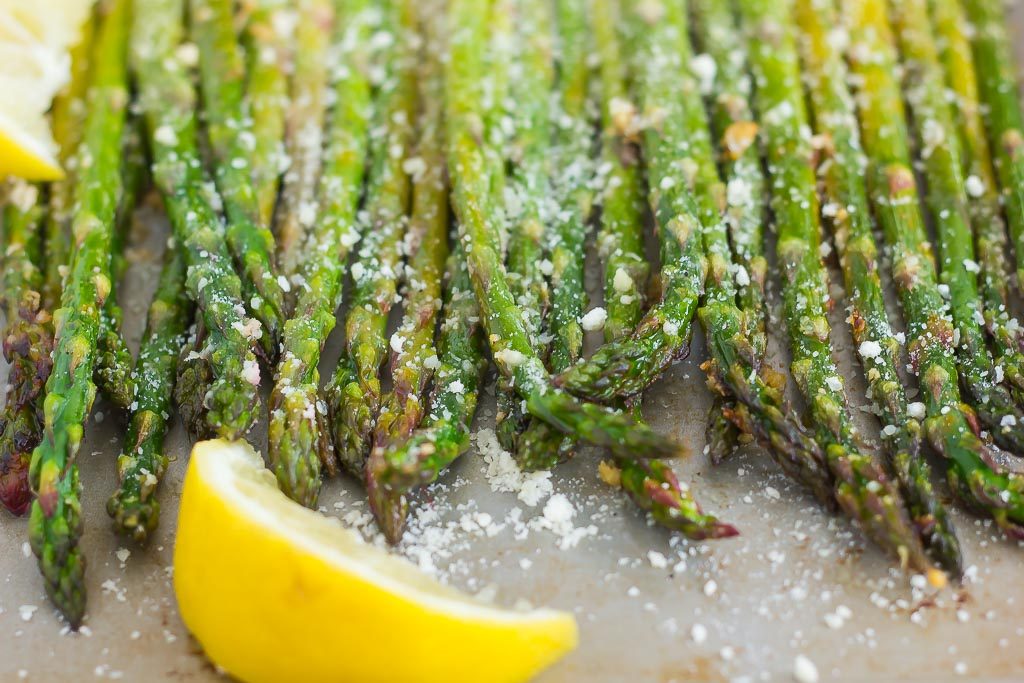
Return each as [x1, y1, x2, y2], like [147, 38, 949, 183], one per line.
[546, 0, 592, 376]
[27, 0, 130, 627]
[107, 244, 192, 543]
[447, 0, 683, 462]
[134, 0, 262, 441]
[795, 0, 961, 575]
[494, 0, 555, 451]
[482, 0, 514, 249]
[888, 0, 1024, 453]
[43, 13, 96, 314]
[268, 0, 374, 506]
[326, 0, 417, 475]
[614, 0, 828, 531]
[597, 0, 741, 540]
[592, 0, 647, 344]
[690, 0, 769, 461]
[5, 21, 95, 516]
[94, 120, 148, 413]
[0, 183, 51, 516]
[737, 0, 930, 571]
[367, 18, 450, 530]
[240, 0, 291, 228]
[191, 0, 287, 351]
[514, 0, 592, 471]
[930, 0, 1024, 396]
[843, 0, 1024, 540]
[962, 0, 1024, 297]
[371, 242, 487, 543]
[274, 0, 334, 289]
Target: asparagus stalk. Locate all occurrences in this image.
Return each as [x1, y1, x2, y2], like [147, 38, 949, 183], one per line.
[371, 242, 487, 543]
[596, 0, 741, 540]
[690, 0, 769, 461]
[27, 0, 130, 627]
[447, 0, 683, 463]
[0, 183, 51, 516]
[326, 0, 417, 476]
[592, 0, 647, 344]
[737, 0, 930, 571]
[94, 120, 148, 413]
[43, 13, 96, 313]
[494, 0, 555, 451]
[843, 0, 1024, 540]
[795, 0, 961, 575]
[962, 0, 1024, 297]
[268, 0, 374, 506]
[546, 0, 591, 375]
[107, 244, 192, 543]
[930, 0, 1024, 396]
[191, 0, 288, 351]
[367, 16, 449, 504]
[514, 0, 592, 472]
[274, 0, 334, 289]
[482, 0, 514, 249]
[240, 0, 291, 228]
[888, 0, 1024, 453]
[134, 0, 262, 441]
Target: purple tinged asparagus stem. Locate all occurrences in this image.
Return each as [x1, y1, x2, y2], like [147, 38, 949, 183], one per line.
[0, 183, 51, 516]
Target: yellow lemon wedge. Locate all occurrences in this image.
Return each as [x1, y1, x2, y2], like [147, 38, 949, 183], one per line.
[173, 440, 579, 683]
[0, 0, 94, 179]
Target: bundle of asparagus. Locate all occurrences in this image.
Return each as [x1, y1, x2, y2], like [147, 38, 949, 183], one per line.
[13, 0, 1024, 628]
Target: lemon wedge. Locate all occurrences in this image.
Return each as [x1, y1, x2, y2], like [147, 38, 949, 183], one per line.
[173, 440, 578, 683]
[0, 0, 94, 179]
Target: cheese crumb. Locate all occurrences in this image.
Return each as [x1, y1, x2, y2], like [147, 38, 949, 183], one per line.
[581, 307, 608, 331]
[858, 340, 882, 359]
[793, 654, 819, 683]
[613, 267, 634, 293]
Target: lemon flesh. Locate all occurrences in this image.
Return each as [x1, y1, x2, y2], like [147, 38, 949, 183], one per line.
[0, 0, 94, 179]
[173, 440, 578, 683]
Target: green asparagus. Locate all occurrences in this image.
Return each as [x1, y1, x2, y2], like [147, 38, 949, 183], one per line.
[795, 0, 961, 575]
[135, 0, 262, 441]
[326, 0, 417, 476]
[962, 0, 1024, 298]
[191, 0, 288, 352]
[691, 0, 769, 462]
[930, 0, 1024, 398]
[107, 244, 192, 543]
[268, 0, 374, 506]
[27, 0, 130, 627]
[738, 0, 929, 571]
[94, 120, 148, 413]
[494, 0, 555, 451]
[889, 0, 1024, 453]
[371, 242, 487, 543]
[447, 0, 683, 463]
[843, 0, 1024, 541]
[241, 0, 291, 228]
[274, 0, 334, 289]
[367, 12, 450, 529]
[592, 0, 647, 344]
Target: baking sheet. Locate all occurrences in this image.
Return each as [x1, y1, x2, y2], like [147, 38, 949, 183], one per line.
[5, 6, 1024, 682]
